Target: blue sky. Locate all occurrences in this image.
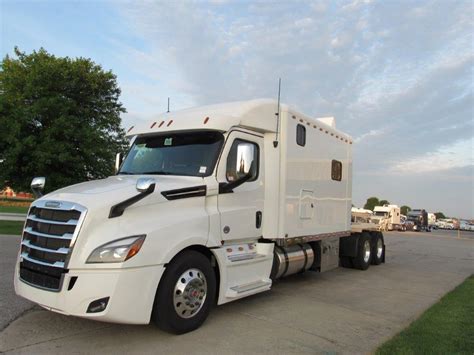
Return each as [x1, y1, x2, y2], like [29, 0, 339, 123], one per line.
[1, 0, 473, 218]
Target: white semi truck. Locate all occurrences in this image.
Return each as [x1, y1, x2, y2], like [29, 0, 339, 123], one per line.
[15, 99, 384, 334]
[372, 204, 401, 231]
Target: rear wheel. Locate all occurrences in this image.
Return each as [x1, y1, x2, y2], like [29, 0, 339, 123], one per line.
[371, 233, 384, 265]
[152, 250, 216, 334]
[352, 233, 372, 270]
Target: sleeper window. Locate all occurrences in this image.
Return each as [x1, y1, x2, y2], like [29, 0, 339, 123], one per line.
[296, 124, 306, 146]
[331, 160, 342, 181]
[226, 139, 259, 182]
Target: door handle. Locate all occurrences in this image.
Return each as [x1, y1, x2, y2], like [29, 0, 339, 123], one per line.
[256, 211, 262, 229]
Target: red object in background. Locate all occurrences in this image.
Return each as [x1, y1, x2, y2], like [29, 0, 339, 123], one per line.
[17, 192, 33, 199]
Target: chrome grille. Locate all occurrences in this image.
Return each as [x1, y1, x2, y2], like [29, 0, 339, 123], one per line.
[19, 200, 87, 291]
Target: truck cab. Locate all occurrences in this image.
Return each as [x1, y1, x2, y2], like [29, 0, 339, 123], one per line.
[15, 99, 385, 333]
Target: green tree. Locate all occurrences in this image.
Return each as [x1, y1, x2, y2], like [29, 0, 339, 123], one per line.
[379, 199, 390, 206]
[364, 197, 380, 211]
[401, 205, 411, 215]
[435, 212, 446, 219]
[0, 47, 128, 192]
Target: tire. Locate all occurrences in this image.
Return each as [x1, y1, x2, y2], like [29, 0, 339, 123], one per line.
[151, 250, 216, 334]
[371, 233, 384, 265]
[352, 232, 372, 270]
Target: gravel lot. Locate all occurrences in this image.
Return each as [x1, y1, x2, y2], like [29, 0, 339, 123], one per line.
[1, 230, 472, 354]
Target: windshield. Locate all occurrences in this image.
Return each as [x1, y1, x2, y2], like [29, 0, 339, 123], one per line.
[119, 131, 224, 177]
[374, 211, 388, 217]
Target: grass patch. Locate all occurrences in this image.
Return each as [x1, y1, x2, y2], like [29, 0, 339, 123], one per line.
[0, 205, 29, 214]
[377, 275, 474, 355]
[0, 220, 24, 235]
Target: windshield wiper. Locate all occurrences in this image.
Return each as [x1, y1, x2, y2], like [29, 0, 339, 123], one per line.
[117, 171, 135, 175]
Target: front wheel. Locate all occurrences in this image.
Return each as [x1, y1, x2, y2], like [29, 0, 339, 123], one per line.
[151, 250, 216, 334]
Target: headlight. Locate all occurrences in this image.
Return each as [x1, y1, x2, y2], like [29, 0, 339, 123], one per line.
[86, 235, 146, 263]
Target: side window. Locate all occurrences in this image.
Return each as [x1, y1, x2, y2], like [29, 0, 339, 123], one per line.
[296, 124, 306, 146]
[226, 139, 259, 182]
[331, 160, 342, 181]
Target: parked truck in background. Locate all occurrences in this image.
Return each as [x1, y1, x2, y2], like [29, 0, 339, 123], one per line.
[407, 209, 430, 232]
[15, 99, 385, 334]
[371, 204, 401, 231]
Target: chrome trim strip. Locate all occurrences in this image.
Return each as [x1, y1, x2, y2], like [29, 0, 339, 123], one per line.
[278, 230, 352, 246]
[24, 227, 73, 240]
[33, 200, 85, 211]
[21, 240, 69, 254]
[20, 252, 65, 268]
[228, 254, 261, 262]
[27, 215, 78, 226]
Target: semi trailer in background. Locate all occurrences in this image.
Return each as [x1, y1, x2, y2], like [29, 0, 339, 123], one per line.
[15, 99, 384, 334]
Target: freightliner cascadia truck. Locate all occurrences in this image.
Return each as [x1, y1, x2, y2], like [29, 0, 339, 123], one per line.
[15, 99, 384, 334]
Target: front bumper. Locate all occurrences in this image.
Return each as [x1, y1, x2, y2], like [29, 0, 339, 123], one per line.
[14, 264, 165, 324]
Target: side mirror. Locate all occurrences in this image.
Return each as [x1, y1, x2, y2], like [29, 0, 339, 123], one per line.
[136, 177, 156, 193]
[115, 153, 123, 174]
[31, 177, 46, 198]
[109, 177, 156, 218]
[219, 160, 256, 194]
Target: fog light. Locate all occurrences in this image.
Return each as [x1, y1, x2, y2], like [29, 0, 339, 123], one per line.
[87, 297, 110, 313]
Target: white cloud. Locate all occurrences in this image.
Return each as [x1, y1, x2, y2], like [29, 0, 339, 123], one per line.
[392, 139, 474, 174]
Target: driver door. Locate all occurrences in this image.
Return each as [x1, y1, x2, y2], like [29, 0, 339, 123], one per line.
[216, 131, 264, 242]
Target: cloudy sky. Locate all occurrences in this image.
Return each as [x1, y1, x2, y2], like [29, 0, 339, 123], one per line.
[2, 0, 473, 218]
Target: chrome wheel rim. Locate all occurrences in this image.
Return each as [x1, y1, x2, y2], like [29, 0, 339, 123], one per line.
[173, 268, 207, 319]
[363, 240, 371, 263]
[376, 238, 383, 259]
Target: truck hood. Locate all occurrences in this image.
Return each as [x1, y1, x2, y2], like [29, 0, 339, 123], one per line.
[39, 175, 207, 211]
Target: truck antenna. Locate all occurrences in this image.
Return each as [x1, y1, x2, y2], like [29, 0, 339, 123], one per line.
[167, 97, 170, 113]
[273, 78, 281, 148]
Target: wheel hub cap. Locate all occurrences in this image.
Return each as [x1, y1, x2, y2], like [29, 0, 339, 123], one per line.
[364, 240, 371, 263]
[173, 268, 207, 319]
[377, 239, 383, 258]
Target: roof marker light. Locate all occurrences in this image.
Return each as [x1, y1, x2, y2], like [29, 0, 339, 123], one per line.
[292, 115, 297, 120]
[299, 119, 304, 123]
[150, 122, 157, 129]
[167, 120, 173, 127]
[319, 128, 323, 131]
[127, 126, 134, 133]
[203, 117, 210, 124]
[158, 121, 165, 128]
